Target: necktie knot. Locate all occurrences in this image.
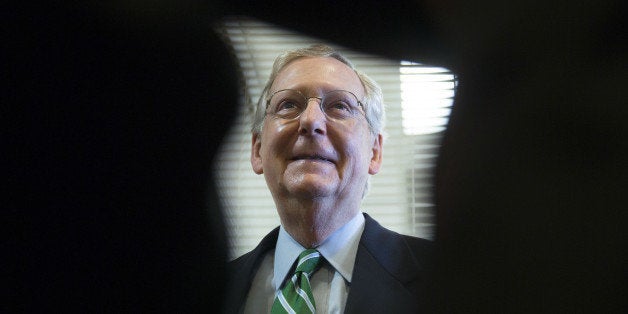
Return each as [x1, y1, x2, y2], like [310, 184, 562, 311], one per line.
[295, 249, 320, 275]
[271, 249, 321, 314]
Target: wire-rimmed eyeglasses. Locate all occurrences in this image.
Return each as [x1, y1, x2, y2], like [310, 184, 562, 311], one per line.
[265, 89, 365, 121]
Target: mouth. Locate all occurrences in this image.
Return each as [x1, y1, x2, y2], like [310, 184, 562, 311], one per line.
[291, 154, 335, 164]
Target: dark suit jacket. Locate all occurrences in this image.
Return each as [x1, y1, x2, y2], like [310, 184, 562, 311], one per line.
[223, 213, 433, 313]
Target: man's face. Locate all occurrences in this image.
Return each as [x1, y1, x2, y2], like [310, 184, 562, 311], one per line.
[251, 57, 383, 207]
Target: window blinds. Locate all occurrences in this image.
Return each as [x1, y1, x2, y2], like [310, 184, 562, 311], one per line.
[213, 17, 455, 258]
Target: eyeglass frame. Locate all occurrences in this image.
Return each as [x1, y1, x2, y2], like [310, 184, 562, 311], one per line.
[264, 89, 367, 121]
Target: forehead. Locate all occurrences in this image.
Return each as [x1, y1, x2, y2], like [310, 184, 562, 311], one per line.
[270, 57, 364, 97]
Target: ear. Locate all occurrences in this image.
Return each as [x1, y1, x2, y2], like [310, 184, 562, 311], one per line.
[250, 133, 264, 174]
[368, 134, 383, 175]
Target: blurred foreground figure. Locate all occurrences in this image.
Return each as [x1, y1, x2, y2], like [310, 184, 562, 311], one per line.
[9, 2, 237, 311]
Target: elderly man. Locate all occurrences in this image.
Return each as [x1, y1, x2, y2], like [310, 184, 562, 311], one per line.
[224, 44, 432, 314]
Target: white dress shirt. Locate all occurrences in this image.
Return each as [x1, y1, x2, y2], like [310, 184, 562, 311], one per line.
[243, 212, 365, 314]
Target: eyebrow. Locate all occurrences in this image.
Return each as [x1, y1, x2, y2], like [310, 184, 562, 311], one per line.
[271, 86, 365, 100]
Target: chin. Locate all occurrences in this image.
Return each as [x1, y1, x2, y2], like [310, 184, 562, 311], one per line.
[286, 179, 337, 198]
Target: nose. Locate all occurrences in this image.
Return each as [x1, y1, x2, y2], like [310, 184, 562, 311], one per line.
[298, 98, 327, 135]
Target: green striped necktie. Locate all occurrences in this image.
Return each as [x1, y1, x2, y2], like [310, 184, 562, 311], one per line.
[271, 249, 321, 314]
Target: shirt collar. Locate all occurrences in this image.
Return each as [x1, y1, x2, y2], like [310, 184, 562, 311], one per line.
[273, 212, 365, 290]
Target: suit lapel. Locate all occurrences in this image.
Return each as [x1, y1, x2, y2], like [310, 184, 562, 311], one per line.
[344, 214, 423, 313]
[223, 227, 279, 314]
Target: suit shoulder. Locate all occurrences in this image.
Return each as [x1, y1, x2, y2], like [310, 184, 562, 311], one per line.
[361, 214, 434, 270]
[228, 226, 280, 268]
[400, 234, 434, 262]
[401, 233, 433, 250]
[228, 249, 255, 269]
